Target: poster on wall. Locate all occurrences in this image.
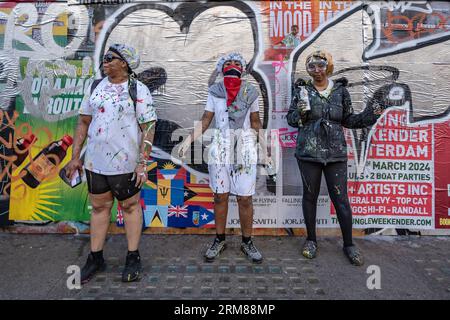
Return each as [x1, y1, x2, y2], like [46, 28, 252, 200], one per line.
[0, 1, 448, 229]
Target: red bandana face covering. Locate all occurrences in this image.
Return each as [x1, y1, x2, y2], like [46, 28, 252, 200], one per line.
[223, 65, 242, 106]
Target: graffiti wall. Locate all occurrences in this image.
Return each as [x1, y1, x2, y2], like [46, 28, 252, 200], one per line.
[0, 0, 449, 231]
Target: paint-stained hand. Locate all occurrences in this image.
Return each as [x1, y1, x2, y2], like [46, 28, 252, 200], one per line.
[297, 99, 309, 114]
[134, 164, 147, 188]
[296, 98, 310, 128]
[65, 158, 83, 180]
[372, 102, 384, 116]
[296, 100, 308, 127]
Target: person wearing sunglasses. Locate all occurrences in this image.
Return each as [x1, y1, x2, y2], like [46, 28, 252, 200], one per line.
[287, 50, 384, 266]
[65, 44, 157, 283]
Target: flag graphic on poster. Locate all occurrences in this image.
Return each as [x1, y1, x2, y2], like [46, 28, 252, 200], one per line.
[159, 162, 179, 180]
[184, 183, 214, 209]
[143, 205, 168, 227]
[168, 205, 188, 218]
[192, 209, 200, 226]
[199, 208, 215, 228]
[183, 186, 197, 202]
[116, 207, 124, 226]
[167, 205, 214, 228]
[145, 160, 158, 189]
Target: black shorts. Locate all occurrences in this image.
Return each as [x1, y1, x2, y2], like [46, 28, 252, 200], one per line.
[85, 170, 141, 201]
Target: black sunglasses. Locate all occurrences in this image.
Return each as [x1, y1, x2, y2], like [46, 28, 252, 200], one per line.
[103, 53, 124, 63]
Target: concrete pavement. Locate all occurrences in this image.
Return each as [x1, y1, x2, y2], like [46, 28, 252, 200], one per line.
[0, 233, 449, 300]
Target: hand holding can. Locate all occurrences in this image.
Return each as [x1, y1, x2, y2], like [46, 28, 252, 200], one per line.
[298, 87, 311, 112]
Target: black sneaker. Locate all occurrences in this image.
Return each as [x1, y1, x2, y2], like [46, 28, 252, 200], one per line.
[122, 252, 142, 282]
[81, 253, 106, 284]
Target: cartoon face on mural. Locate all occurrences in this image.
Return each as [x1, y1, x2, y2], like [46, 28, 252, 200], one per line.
[0, 1, 449, 230]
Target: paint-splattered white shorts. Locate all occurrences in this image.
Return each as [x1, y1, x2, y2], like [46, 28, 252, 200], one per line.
[208, 164, 257, 196]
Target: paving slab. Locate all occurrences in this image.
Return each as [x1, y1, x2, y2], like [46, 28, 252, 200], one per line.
[0, 233, 448, 300]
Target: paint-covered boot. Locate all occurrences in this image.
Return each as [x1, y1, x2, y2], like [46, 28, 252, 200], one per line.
[302, 240, 318, 259]
[343, 245, 364, 266]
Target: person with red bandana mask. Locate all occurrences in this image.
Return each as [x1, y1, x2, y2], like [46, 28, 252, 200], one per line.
[179, 52, 268, 263]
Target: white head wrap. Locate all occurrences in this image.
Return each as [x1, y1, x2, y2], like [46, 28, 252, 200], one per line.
[215, 52, 247, 74]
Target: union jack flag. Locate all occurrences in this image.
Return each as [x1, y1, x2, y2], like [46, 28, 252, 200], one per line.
[116, 207, 124, 226]
[168, 205, 188, 218]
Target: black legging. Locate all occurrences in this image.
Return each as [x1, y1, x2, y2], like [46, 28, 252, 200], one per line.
[297, 160, 353, 247]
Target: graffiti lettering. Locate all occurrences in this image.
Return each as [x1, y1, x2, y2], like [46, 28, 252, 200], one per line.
[383, 11, 448, 43]
[1, 3, 89, 59]
[0, 3, 91, 118]
[363, 2, 450, 60]
[376, 1, 433, 14]
[20, 59, 92, 121]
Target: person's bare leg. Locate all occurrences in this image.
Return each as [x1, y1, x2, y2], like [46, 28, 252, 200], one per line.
[120, 192, 142, 251]
[237, 195, 253, 237]
[214, 192, 230, 234]
[204, 192, 230, 261]
[237, 195, 262, 263]
[89, 191, 114, 252]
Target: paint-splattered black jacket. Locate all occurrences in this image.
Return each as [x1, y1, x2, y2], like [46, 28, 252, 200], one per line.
[287, 77, 379, 164]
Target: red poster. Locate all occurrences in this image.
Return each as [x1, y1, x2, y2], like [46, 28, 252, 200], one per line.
[434, 120, 450, 228]
[262, 0, 353, 60]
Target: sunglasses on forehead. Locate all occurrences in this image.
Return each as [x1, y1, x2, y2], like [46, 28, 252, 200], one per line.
[103, 53, 124, 63]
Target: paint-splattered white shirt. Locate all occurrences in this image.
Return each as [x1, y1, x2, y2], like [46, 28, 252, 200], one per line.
[79, 77, 157, 175]
[205, 93, 259, 166]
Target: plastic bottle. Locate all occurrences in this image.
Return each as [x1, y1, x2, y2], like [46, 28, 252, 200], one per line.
[13, 134, 37, 167]
[21, 135, 73, 188]
[299, 87, 311, 111]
